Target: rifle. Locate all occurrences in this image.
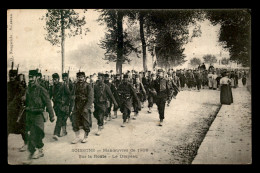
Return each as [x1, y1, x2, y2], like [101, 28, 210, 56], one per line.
[16, 106, 25, 123]
[11, 61, 14, 70]
[17, 64, 19, 74]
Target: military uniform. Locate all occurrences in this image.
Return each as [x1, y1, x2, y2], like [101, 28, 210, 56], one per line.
[49, 73, 73, 139]
[132, 75, 146, 118]
[93, 73, 118, 135]
[104, 74, 120, 121]
[71, 72, 93, 141]
[151, 69, 170, 126]
[8, 71, 28, 151]
[194, 71, 202, 91]
[147, 74, 156, 113]
[25, 70, 55, 160]
[112, 74, 121, 118]
[117, 74, 140, 127]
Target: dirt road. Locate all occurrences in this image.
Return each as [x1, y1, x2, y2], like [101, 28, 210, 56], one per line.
[9, 86, 223, 164]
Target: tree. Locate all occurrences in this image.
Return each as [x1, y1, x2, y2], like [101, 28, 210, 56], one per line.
[203, 54, 217, 64]
[98, 9, 140, 74]
[205, 9, 251, 67]
[190, 57, 202, 67]
[144, 9, 203, 69]
[41, 9, 89, 74]
[221, 57, 230, 66]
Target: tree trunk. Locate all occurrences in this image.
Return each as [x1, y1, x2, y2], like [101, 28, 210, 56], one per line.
[61, 10, 65, 75]
[117, 10, 124, 75]
[139, 13, 147, 72]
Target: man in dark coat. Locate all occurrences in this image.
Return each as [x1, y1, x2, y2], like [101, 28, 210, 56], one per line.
[93, 73, 118, 136]
[8, 71, 28, 152]
[132, 74, 146, 119]
[112, 74, 121, 119]
[71, 71, 94, 144]
[117, 74, 140, 127]
[24, 70, 55, 162]
[49, 73, 74, 140]
[104, 73, 120, 122]
[147, 73, 156, 113]
[179, 70, 186, 91]
[150, 69, 170, 126]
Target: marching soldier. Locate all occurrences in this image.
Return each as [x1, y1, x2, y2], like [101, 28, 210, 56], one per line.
[112, 74, 122, 119]
[104, 73, 120, 121]
[71, 71, 94, 144]
[117, 74, 140, 127]
[93, 73, 118, 136]
[194, 69, 202, 91]
[147, 73, 157, 113]
[8, 69, 28, 152]
[24, 70, 55, 163]
[50, 72, 73, 140]
[132, 74, 146, 119]
[150, 69, 170, 126]
[179, 69, 186, 91]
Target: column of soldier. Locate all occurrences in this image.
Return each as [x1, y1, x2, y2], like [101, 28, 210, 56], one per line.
[8, 65, 248, 163]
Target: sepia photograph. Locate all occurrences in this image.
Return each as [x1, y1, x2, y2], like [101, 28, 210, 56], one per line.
[7, 9, 251, 165]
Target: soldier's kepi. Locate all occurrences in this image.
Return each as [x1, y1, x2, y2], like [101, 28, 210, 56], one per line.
[71, 71, 94, 144]
[93, 73, 118, 136]
[24, 70, 55, 163]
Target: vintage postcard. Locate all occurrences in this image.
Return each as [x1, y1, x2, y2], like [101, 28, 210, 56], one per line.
[7, 9, 251, 165]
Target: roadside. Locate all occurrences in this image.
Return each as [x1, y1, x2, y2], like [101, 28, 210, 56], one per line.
[192, 79, 251, 164]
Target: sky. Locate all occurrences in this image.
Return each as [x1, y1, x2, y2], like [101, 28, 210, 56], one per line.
[7, 9, 230, 79]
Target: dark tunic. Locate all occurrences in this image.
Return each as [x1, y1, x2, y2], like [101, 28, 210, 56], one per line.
[7, 80, 27, 136]
[72, 82, 93, 131]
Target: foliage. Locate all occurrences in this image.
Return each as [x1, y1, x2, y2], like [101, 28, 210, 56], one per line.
[203, 54, 217, 64]
[42, 9, 89, 46]
[205, 9, 251, 67]
[190, 57, 202, 67]
[221, 57, 229, 65]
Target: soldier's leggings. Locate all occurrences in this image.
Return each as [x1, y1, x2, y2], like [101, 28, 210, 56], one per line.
[26, 113, 45, 154]
[72, 109, 91, 133]
[106, 103, 112, 117]
[196, 80, 202, 90]
[155, 98, 166, 120]
[54, 112, 68, 136]
[93, 104, 107, 126]
[148, 94, 154, 108]
[122, 107, 131, 122]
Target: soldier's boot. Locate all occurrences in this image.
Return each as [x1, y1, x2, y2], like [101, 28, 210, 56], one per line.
[141, 102, 144, 108]
[71, 131, 81, 144]
[147, 107, 152, 113]
[159, 119, 163, 126]
[23, 153, 33, 165]
[132, 112, 137, 120]
[32, 149, 40, 159]
[81, 132, 88, 143]
[121, 121, 126, 127]
[52, 135, 59, 141]
[126, 117, 130, 123]
[96, 126, 102, 136]
[38, 147, 44, 158]
[112, 111, 117, 119]
[104, 116, 107, 124]
[108, 113, 112, 121]
[61, 126, 68, 137]
[19, 143, 28, 152]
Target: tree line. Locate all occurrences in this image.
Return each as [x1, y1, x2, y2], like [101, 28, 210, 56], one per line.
[41, 9, 251, 75]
